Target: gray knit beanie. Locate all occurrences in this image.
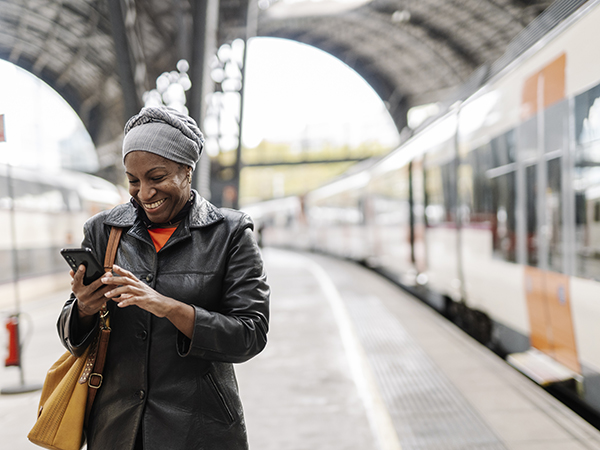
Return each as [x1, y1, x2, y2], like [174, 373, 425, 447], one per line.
[122, 106, 204, 170]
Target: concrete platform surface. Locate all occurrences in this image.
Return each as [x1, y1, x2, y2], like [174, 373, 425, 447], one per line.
[1, 248, 600, 449]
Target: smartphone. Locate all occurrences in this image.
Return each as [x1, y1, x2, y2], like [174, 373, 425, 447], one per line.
[60, 248, 105, 285]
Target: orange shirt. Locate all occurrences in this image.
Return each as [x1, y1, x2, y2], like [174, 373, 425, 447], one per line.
[148, 227, 177, 252]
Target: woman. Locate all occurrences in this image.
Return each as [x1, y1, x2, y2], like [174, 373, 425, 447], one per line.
[57, 106, 270, 450]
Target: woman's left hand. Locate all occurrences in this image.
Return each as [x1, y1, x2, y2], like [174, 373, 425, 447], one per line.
[102, 265, 174, 318]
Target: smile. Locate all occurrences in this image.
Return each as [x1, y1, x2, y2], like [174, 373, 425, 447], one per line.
[144, 199, 166, 210]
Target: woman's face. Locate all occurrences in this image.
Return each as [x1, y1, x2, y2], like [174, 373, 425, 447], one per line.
[124, 151, 191, 224]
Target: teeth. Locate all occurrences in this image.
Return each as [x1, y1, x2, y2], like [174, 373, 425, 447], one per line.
[144, 199, 165, 210]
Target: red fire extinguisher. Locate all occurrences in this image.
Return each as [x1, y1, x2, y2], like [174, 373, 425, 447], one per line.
[5, 315, 20, 367]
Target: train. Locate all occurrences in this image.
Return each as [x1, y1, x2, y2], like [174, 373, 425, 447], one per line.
[0, 164, 124, 310]
[243, 0, 600, 419]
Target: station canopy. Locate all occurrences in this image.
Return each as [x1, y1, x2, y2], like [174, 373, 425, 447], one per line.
[0, 0, 571, 166]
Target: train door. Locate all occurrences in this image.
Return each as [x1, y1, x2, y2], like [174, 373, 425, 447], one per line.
[519, 54, 581, 374]
[422, 113, 461, 301]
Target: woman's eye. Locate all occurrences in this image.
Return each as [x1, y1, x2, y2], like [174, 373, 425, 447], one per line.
[152, 176, 166, 182]
[128, 179, 139, 185]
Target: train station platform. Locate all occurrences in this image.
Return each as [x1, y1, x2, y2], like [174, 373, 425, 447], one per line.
[2, 248, 600, 449]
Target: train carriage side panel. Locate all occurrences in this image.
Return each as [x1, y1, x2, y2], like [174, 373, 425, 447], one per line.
[366, 158, 414, 283]
[457, 2, 600, 405]
[305, 172, 370, 260]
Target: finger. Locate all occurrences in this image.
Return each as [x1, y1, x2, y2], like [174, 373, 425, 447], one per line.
[69, 269, 75, 279]
[115, 294, 136, 308]
[99, 272, 118, 285]
[101, 275, 134, 287]
[104, 284, 137, 299]
[112, 265, 138, 280]
[73, 264, 86, 282]
[71, 266, 88, 293]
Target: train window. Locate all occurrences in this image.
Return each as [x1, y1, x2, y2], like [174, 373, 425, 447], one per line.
[425, 161, 457, 227]
[526, 165, 538, 267]
[575, 83, 600, 148]
[462, 144, 493, 225]
[573, 84, 600, 280]
[490, 172, 517, 263]
[12, 179, 66, 212]
[519, 117, 538, 162]
[490, 130, 516, 166]
[369, 166, 410, 226]
[0, 251, 13, 284]
[545, 100, 568, 154]
[547, 158, 562, 273]
[462, 130, 517, 263]
[0, 174, 9, 208]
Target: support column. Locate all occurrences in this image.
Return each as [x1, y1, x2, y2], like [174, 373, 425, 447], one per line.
[107, 0, 142, 121]
[189, 0, 219, 200]
[232, 0, 258, 209]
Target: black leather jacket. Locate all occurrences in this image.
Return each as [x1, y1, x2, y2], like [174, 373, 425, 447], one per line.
[57, 193, 270, 450]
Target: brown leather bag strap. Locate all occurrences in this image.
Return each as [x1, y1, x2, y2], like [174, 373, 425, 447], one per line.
[104, 226, 123, 272]
[84, 226, 122, 426]
[85, 328, 110, 425]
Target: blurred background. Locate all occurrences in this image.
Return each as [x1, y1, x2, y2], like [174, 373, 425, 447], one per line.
[0, 37, 401, 207]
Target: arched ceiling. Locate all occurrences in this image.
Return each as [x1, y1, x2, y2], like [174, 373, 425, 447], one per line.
[0, 0, 581, 180]
[223, 0, 559, 131]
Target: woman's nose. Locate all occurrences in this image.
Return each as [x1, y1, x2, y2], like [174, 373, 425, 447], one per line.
[138, 182, 156, 201]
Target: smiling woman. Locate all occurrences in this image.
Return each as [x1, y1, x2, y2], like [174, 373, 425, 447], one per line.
[57, 105, 270, 450]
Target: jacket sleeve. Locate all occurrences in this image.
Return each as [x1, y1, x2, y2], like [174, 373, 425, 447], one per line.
[177, 214, 270, 363]
[56, 218, 103, 356]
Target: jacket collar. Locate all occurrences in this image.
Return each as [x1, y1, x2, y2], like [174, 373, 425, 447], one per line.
[104, 190, 224, 229]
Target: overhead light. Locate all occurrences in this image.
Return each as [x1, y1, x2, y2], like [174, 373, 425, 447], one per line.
[391, 10, 410, 24]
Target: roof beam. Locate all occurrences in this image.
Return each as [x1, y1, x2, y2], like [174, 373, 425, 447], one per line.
[56, 8, 101, 88]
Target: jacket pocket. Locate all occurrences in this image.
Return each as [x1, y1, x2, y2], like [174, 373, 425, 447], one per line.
[203, 372, 236, 425]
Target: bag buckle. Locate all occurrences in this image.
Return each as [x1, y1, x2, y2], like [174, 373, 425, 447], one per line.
[88, 373, 103, 389]
[99, 307, 110, 330]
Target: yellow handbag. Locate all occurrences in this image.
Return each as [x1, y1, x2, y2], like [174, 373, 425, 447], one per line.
[27, 344, 93, 450]
[27, 227, 122, 450]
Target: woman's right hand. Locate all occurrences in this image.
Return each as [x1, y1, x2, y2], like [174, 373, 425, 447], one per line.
[70, 264, 112, 319]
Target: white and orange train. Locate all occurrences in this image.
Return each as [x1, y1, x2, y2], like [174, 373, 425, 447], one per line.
[244, 0, 600, 418]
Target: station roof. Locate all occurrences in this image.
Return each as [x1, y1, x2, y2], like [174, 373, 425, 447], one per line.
[0, 0, 581, 172]
[252, 0, 558, 131]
